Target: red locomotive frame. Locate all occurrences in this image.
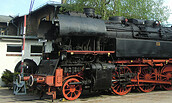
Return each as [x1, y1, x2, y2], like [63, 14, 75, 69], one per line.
[22, 50, 172, 100]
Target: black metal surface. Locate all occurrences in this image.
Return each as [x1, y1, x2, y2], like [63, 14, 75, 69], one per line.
[58, 14, 106, 36]
[115, 38, 172, 58]
[36, 59, 59, 75]
[109, 16, 125, 22]
[128, 19, 145, 25]
[37, 21, 57, 40]
[91, 63, 115, 90]
[37, 12, 172, 59]
[38, 12, 172, 41]
[14, 59, 38, 74]
[105, 18, 172, 40]
[68, 82, 82, 85]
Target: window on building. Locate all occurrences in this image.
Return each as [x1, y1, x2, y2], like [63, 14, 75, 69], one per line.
[31, 45, 42, 53]
[7, 44, 22, 52]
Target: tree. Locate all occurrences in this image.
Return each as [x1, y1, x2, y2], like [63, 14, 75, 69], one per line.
[111, 0, 170, 22]
[62, 0, 170, 22]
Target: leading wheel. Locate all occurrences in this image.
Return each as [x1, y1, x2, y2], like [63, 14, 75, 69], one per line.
[111, 66, 132, 95]
[138, 67, 156, 92]
[62, 78, 82, 100]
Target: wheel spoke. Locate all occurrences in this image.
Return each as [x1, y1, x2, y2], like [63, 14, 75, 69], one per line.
[73, 92, 77, 96]
[75, 90, 81, 92]
[70, 92, 73, 97]
[111, 67, 132, 95]
[67, 84, 70, 88]
[112, 84, 118, 89]
[138, 67, 155, 93]
[161, 72, 172, 90]
[75, 85, 80, 89]
[62, 78, 82, 100]
[161, 75, 166, 77]
[65, 89, 70, 91]
[116, 85, 120, 91]
[122, 88, 124, 93]
[66, 91, 70, 96]
[119, 88, 123, 93]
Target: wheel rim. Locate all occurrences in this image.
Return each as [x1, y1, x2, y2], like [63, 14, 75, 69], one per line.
[62, 78, 82, 100]
[111, 67, 132, 95]
[139, 67, 156, 92]
[161, 72, 172, 90]
[161, 65, 172, 90]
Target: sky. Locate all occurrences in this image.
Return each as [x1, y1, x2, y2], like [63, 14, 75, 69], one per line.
[163, 0, 172, 24]
[0, 0, 172, 24]
[0, 0, 61, 16]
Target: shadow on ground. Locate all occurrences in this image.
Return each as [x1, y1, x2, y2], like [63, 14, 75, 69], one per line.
[0, 86, 167, 102]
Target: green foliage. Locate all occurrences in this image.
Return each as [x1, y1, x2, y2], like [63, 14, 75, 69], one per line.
[62, 0, 170, 22]
[1, 69, 19, 86]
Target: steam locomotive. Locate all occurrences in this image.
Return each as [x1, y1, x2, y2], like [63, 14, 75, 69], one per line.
[21, 8, 172, 100]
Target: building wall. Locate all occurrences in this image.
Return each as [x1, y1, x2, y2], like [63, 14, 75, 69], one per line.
[0, 22, 17, 36]
[0, 39, 43, 86]
[0, 5, 58, 86]
[0, 23, 7, 35]
[7, 23, 17, 35]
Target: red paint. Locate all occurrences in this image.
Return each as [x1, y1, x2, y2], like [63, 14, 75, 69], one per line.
[21, 15, 27, 74]
[23, 76, 30, 81]
[55, 68, 63, 87]
[63, 75, 83, 82]
[111, 67, 132, 95]
[45, 76, 54, 86]
[62, 78, 82, 100]
[161, 64, 172, 90]
[36, 77, 45, 83]
[138, 67, 156, 92]
[131, 79, 171, 85]
[65, 50, 115, 55]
